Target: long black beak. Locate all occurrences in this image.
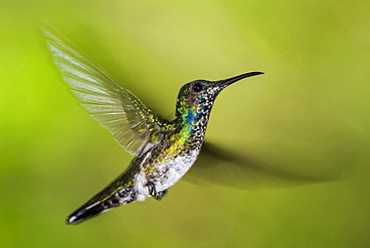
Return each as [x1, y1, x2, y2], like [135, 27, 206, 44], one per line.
[215, 71, 264, 88]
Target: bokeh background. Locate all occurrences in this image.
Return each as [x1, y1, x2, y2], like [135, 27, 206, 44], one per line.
[1, 0, 370, 247]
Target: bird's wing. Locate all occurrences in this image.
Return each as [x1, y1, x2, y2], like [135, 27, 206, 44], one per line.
[44, 27, 173, 157]
[186, 141, 325, 189]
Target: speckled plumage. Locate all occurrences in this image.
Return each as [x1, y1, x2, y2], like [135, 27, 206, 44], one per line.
[44, 26, 263, 224]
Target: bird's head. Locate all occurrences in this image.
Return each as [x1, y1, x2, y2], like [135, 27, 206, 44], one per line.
[175, 72, 264, 118]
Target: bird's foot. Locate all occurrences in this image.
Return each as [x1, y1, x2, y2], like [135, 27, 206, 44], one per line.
[147, 182, 168, 201]
[154, 190, 168, 200]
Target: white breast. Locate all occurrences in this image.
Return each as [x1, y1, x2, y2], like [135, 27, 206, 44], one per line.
[155, 149, 199, 192]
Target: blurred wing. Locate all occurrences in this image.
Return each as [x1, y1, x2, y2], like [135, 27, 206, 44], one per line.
[186, 142, 326, 189]
[44, 27, 171, 157]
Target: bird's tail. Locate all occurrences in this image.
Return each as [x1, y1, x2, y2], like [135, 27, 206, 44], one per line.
[66, 178, 137, 225]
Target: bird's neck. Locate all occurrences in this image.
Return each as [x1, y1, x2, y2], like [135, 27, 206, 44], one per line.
[174, 105, 210, 147]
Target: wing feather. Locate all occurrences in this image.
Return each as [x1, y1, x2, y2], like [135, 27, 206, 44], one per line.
[44, 27, 172, 157]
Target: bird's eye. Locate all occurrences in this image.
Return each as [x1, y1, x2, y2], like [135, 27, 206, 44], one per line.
[192, 83, 203, 92]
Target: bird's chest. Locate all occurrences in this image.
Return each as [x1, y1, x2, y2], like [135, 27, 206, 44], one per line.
[134, 118, 206, 198]
[134, 148, 200, 198]
[149, 150, 199, 192]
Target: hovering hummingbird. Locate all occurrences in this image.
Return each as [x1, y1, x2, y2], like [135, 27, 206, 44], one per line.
[44, 28, 263, 225]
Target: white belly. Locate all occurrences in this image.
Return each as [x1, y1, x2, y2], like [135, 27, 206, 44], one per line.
[155, 150, 199, 192]
[134, 149, 199, 201]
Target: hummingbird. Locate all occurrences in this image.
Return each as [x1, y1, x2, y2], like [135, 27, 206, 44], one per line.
[44, 27, 263, 225]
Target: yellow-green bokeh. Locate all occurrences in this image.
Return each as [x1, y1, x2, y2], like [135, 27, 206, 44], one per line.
[1, 0, 369, 247]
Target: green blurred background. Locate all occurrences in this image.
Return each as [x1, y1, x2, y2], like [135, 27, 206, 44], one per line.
[1, 0, 370, 247]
